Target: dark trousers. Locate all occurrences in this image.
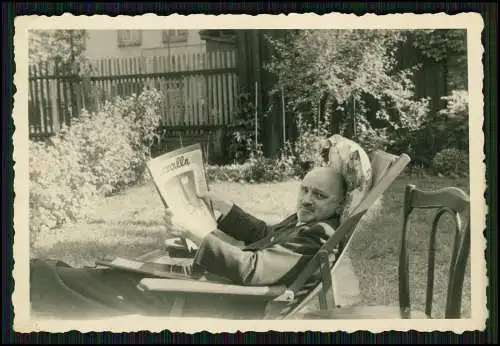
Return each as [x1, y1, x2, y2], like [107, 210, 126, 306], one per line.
[30, 259, 267, 320]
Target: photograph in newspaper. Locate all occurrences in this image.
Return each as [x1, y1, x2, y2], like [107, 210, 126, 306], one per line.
[146, 143, 217, 238]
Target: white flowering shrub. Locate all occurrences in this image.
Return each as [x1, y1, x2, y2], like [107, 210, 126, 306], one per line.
[29, 139, 98, 246]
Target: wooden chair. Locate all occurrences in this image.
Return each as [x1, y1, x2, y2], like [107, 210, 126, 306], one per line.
[303, 183, 471, 320]
[136, 150, 411, 319]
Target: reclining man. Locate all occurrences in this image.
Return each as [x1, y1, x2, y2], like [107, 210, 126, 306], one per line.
[30, 166, 348, 319]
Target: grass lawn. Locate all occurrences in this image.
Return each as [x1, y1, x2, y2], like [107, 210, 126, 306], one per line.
[32, 174, 471, 319]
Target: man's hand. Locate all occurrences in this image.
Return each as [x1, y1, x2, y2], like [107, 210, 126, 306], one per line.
[162, 190, 232, 248]
[196, 191, 234, 217]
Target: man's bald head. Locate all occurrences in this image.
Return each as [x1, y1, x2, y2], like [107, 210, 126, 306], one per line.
[296, 167, 346, 224]
[302, 167, 345, 198]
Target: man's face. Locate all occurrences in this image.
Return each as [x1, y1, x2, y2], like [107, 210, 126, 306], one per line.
[296, 167, 345, 224]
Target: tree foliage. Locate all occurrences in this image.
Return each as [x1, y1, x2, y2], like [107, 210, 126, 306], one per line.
[29, 30, 90, 74]
[411, 29, 467, 64]
[404, 29, 469, 166]
[410, 29, 468, 91]
[264, 29, 430, 154]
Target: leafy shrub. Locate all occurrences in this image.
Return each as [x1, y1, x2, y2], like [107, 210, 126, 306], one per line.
[220, 111, 332, 184]
[242, 145, 288, 183]
[432, 148, 469, 177]
[276, 113, 330, 179]
[225, 92, 258, 164]
[206, 146, 289, 184]
[60, 89, 162, 194]
[29, 140, 98, 246]
[437, 90, 469, 151]
[98, 89, 163, 180]
[405, 89, 468, 167]
[29, 88, 163, 244]
[63, 109, 139, 195]
[205, 164, 247, 183]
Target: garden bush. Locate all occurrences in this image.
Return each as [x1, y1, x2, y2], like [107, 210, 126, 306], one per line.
[29, 139, 98, 246]
[29, 88, 163, 244]
[223, 92, 258, 164]
[432, 148, 469, 177]
[59, 88, 162, 194]
[205, 164, 247, 183]
[206, 146, 289, 184]
[64, 108, 139, 195]
[208, 113, 333, 184]
[437, 90, 469, 152]
[242, 146, 289, 183]
[404, 89, 469, 168]
[275, 113, 331, 179]
[105, 89, 164, 163]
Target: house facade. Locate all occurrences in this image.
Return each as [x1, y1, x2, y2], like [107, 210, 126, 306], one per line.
[83, 29, 207, 60]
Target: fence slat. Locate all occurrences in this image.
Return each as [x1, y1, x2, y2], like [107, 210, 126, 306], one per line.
[216, 52, 225, 126]
[55, 62, 63, 131]
[133, 57, 140, 95]
[39, 63, 48, 134]
[221, 52, 230, 125]
[60, 65, 68, 128]
[111, 58, 117, 98]
[33, 65, 45, 134]
[28, 65, 37, 135]
[226, 51, 234, 124]
[192, 53, 200, 127]
[42, 61, 53, 134]
[167, 55, 173, 126]
[196, 53, 203, 126]
[185, 53, 193, 127]
[208, 52, 215, 126]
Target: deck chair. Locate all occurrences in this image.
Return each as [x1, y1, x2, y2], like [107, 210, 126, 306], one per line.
[136, 150, 411, 319]
[303, 184, 471, 319]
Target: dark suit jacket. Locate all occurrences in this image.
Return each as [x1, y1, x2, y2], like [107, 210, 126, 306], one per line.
[193, 204, 340, 286]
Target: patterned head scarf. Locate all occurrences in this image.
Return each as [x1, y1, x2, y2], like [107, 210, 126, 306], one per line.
[320, 134, 373, 222]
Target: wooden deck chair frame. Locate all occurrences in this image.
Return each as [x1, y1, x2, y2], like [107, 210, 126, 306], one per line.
[136, 150, 411, 320]
[273, 150, 411, 319]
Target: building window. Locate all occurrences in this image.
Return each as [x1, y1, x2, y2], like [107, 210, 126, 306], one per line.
[162, 30, 189, 43]
[117, 30, 142, 47]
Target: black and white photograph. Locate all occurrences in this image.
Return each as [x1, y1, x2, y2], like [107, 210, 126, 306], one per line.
[12, 13, 486, 333]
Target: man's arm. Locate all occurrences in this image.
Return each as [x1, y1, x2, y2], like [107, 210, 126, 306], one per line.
[216, 204, 273, 245]
[193, 223, 334, 286]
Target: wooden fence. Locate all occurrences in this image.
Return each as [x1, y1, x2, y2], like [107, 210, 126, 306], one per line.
[28, 50, 240, 139]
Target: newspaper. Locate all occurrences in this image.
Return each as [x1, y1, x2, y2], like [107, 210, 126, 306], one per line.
[146, 143, 217, 239]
